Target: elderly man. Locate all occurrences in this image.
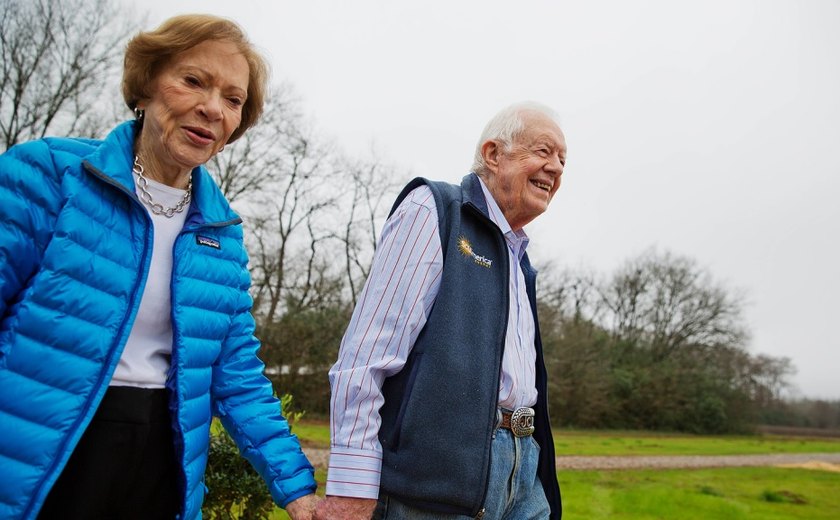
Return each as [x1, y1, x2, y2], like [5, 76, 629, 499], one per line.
[315, 102, 566, 520]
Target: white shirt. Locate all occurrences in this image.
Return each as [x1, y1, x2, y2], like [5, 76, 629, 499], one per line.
[110, 175, 188, 388]
[327, 178, 538, 498]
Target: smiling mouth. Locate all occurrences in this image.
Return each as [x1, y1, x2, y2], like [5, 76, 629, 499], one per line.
[185, 126, 215, 141]
[531, 180, 552, 192]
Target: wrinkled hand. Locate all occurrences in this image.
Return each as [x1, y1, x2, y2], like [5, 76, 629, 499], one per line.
[314, 495, 377, 520]
[285, 493, 320, 520]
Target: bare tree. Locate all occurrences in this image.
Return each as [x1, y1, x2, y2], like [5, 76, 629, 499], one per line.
[253, 130, 337, 322]
[0, 0, 139, 150]
[227, 105, 339, 323]
[537, 264, 602, 325]
[209, 85, 407, 321]
[332, 155, 404, 305]
[742, 353, 796, 403]
[204, 85, 338, 322]
[600, 263, 649, 346]
[599, 249, 747, 359]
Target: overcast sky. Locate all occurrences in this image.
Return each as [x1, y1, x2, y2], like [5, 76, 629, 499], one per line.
[135, 0, 840, 399]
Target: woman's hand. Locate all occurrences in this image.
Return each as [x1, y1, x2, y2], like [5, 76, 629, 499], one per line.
[285, 493, 320, 520]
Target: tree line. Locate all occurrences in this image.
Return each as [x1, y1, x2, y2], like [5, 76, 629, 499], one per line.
[538, 250, 792, 433]
[3, 0, 832, 435]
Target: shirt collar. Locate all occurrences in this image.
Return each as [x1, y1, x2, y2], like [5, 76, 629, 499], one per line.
[476, 175, 530, 259]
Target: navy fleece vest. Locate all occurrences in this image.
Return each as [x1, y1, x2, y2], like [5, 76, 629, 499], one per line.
[377, 173, 561, 519]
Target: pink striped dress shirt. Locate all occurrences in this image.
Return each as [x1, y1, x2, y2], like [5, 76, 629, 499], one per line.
[326, 178, 538, 499]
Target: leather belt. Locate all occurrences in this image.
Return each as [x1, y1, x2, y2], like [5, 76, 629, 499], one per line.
[499, 407, 535, 437]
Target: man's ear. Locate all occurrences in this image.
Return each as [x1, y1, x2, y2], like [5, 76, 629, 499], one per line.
[481, 140, 501, 173]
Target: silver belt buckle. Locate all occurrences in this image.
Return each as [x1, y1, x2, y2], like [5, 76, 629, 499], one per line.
[510, 407, 535, 437]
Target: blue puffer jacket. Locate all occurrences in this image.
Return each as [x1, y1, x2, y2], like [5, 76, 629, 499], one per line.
[0, 121, 316, 519]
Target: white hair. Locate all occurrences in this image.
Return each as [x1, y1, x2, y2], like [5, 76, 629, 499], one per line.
[471, 101, 561, 175]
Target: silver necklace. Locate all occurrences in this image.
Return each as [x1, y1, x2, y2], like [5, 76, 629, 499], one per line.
[132, 155, 192, 218]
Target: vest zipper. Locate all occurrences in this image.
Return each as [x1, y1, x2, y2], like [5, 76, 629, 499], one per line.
[465, 201, 510, 517]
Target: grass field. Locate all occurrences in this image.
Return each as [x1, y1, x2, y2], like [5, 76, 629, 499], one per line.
[270, 466, 840, 520]
[552, 428, 840, 456]
[291, 420, 331, 448]
[293, 419, 840, 455]
[268, 421, 840, 519]
[560, 466, 840, 519]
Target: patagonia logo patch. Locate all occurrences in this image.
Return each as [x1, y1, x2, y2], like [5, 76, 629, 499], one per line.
[458, 236, 493, 268]
[196, 235, 220, 249]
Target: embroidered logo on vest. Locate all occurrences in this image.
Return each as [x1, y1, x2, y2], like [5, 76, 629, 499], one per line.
[458, 236, 492, 268]
[196, 235, 221, 249]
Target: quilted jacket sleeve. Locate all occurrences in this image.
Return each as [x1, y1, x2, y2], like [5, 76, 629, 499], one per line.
[211, 248, 317, 508]
[0, 142, 62, 320]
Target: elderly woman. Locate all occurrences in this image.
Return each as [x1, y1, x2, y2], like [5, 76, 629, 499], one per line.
[0, 15, 318, 520]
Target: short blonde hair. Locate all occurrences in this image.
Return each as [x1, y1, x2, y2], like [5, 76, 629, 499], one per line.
[122, 14, 269, 143]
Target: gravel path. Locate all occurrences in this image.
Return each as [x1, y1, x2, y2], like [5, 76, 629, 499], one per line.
[302, 447, 840, 471]
[302, 447, 330, 469]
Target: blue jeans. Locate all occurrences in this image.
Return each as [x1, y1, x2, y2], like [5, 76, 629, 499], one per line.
[374, 426, 549, 519]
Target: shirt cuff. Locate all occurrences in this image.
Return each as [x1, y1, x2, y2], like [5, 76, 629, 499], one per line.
[325, 446, 383, 499]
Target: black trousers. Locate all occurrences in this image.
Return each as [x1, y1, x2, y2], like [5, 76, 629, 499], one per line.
[38, 386, 180, 520]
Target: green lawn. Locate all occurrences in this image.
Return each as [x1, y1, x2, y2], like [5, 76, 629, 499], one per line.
[268, 422, 840, 519]
[560, 466, 840, 519]
[553, 429, 840, 456]
[270, 466, 840, 520]
[291, 420, 331, 448]
[293, 420, 840, 455]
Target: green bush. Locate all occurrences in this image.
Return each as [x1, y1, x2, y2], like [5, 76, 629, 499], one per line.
[202, 394, 304, 520]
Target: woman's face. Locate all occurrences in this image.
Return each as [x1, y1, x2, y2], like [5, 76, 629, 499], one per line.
[139, 40, 249, 177]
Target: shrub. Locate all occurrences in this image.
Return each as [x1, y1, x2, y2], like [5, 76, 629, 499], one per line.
[202, 394, 304, 519]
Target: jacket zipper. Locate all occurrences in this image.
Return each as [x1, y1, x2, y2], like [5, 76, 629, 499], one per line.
[167, 219, 239, 517]
[25, 162, 154, 519]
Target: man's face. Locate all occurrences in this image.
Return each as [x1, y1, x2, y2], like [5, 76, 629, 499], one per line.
[482, 111, 567, 231]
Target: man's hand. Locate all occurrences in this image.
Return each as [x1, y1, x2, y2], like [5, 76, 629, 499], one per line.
[285, 493, 320, 520]
[314, 495, 377, 520]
